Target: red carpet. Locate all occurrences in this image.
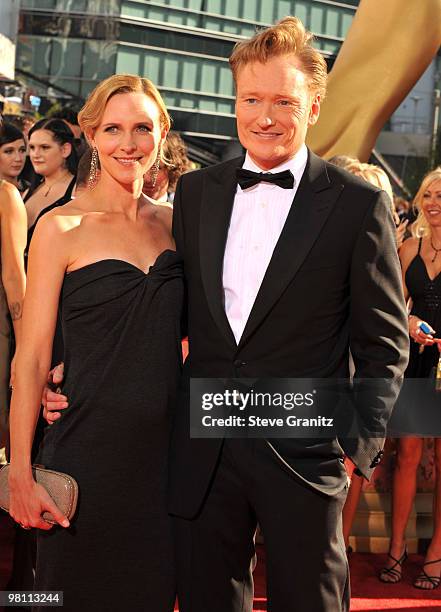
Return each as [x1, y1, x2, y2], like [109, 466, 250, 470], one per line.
[349, 551, 441, 611]
[171, 547, 441, 611]
[2, 514, 441, 611]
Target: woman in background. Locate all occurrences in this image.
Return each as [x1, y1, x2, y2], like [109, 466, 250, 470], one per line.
[143, 130, 192, 204]
[24, 118, 77, 263]
[345, 161, 408, 247]
[0, 122, 27, 193]
[24, 118, 78, 367]
[0, 117, 27, 455]
[380, 168, 441, 589]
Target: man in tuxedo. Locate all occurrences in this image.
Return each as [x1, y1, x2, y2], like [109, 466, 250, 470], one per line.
[168, 16, 409, 612]
[44, 16, 408, 612]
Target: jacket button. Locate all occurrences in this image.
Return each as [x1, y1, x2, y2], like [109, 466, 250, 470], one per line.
[233, 360, 246, 368]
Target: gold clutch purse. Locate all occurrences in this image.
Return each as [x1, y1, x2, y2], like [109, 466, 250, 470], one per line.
[0, 464, 78, 525]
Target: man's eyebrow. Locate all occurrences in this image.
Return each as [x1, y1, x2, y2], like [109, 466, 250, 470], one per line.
[100, 121, 153, 127]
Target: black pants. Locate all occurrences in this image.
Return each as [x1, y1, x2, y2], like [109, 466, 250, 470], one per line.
[174, 438, 349, 612]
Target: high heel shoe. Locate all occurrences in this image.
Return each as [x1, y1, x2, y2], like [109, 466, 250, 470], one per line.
[379, 548, 408, 583]
[414, 558, 441, 590]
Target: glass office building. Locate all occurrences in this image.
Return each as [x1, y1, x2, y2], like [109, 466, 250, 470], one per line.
[17, 0, 358, 159]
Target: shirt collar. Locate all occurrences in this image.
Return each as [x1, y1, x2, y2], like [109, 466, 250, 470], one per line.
[242, 144, 308, 188]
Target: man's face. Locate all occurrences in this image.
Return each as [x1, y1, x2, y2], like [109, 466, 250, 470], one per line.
[235, 55, 321, 170]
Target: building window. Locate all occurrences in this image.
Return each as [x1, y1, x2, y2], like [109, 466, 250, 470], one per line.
[116, 47, 141, 73]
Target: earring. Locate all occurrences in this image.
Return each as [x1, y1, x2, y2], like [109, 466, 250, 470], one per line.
[88, 147, 99, 189]
[150, 156, 160, 187]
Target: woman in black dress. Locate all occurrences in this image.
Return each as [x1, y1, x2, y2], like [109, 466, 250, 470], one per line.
[24, 118, 78, 265]
[8, 74, 182, 611]
[380, 167, 441, 589]
[24, 119, 78, 370]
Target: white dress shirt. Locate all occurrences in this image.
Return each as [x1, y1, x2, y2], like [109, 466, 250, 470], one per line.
[222, 144, 308, 344]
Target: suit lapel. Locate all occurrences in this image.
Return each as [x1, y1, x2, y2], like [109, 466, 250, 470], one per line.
[238, 151, 344, 350]
[199, 157, 244, 349]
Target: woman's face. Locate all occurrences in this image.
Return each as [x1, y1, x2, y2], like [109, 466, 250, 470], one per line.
[91, 92, 165, 187]
[421, 179, 441, 229]
[29, 129, 71, 177]
[0, 138, 26, 180]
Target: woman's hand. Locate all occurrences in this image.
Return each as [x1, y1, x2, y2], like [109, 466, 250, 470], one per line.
[408, 315, 436, 345]
[8, 471, 70, 530]
[395, 219, 409, 249]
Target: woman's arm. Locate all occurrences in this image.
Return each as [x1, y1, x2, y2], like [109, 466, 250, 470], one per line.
[398, 237, 420, 302]
[0, 182, 27, 346]
[8, 212, 71, 530]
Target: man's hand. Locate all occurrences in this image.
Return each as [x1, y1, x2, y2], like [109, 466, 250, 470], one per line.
[42, 363, 68, 425]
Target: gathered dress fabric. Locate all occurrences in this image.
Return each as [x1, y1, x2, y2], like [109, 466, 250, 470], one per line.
[33, 250, 184, 612]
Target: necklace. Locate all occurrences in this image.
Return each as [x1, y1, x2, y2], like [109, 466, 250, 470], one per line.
[430, 237, 441, 263]
[42, 171, 71, 197]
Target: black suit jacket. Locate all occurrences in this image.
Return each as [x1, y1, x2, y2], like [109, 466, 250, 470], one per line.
[169, 150, 409, 519]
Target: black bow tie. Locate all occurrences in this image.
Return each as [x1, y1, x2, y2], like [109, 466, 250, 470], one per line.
[236, 168, 294, 190]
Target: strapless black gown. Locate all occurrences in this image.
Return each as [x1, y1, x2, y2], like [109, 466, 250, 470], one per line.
[34, 251, 184, 612]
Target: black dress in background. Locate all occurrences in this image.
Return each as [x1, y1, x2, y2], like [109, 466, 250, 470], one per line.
[24, 175, 76, 366]
[34, 251, 183, 612]
[24, 176, 76, 260]
[389, 239, 441, 436]
[405, 238, 441, 377]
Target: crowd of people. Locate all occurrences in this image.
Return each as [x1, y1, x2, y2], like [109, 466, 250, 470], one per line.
[0, 13, 440, 612]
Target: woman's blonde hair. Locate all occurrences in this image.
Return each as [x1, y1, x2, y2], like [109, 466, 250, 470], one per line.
[411, 167, 441, 238]
[345, 161, 394, 205]
[78, 74, 171, 141]
[229, 16, 327, 98]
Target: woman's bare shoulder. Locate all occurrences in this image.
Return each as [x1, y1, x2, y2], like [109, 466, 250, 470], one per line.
[400, 236, 419, 255]
[34, 198, 89, 237]
[0, 181, 23, 208]
[43, 195, 97, 228]
[0, 180, 19, 195]
[399, 236, 419, 267]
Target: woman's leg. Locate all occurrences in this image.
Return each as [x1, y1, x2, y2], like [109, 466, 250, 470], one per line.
[380, 437, 423, 581]
[342, 471, 363, 550]
[414, 438, 441, 589]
